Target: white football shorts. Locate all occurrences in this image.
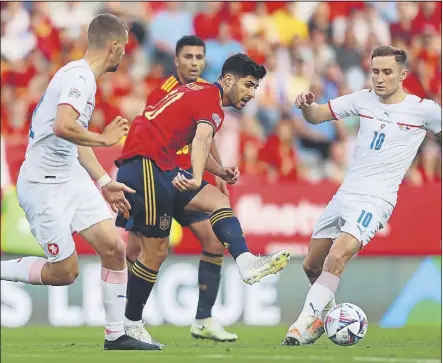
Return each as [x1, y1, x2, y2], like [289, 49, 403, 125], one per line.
[311, 190, 394, 246]
[16, 169, 112, 262]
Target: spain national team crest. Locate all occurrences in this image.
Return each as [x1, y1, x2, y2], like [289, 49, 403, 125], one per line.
[159, 215, 171, 230]
[47, 243, 60, 257]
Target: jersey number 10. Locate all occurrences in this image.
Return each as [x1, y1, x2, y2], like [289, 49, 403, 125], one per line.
[369, 131, 385, 150]
[144, 90, 184, 120]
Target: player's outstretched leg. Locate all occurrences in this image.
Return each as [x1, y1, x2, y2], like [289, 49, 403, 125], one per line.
[283, 233, 360, 346]
[123, 232, 166, 347]
[1, 252, 78, 286]
[189, 219, 238, 342]
[80, 220, 160, 351]
[185, 185, 291, 285]
[297, 238, 337, 345]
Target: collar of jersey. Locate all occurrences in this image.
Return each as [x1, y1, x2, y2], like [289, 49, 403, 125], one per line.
[173, 74, 181, 85]
[213, 82, 224, 99]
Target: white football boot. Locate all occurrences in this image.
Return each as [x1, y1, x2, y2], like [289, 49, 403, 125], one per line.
[125, 320, 164, 348]
[190, 319, 238, 342]
[239, 250, 291, 285]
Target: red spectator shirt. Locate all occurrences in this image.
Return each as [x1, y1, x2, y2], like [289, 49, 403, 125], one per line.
[117, 82, 224, 171]
[259, 135, 298, 182]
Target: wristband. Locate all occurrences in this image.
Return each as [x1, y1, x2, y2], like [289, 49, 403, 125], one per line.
[96, 174, 112, 188]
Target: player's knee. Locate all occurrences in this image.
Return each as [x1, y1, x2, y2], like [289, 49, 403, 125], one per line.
[210, 193, 231, 213]
[55, 267, 79, 285]
[64, 269, 80, 285]
[142, 247, 168, 268]
[139, 237, 169, 266]
[154, 247, 168, 263]
[303, 259, 322, 278]
[202, 237, 225, 255]
[126, 241, 141, 263]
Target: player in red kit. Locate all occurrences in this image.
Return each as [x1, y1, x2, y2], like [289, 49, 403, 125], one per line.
[116, 53, 291, 346]
[124, 36, 237, 342]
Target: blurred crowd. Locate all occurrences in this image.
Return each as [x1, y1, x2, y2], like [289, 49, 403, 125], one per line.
[1, 1, 441, 186]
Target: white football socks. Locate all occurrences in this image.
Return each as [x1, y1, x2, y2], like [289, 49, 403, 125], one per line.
[309, 277, 337, 321]
[1, 257, 46, 284]
[101, 267, 127, 341]
[291, 271, 340, 334]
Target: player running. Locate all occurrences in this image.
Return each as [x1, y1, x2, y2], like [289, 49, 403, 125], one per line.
[283, 46, 442, 346]
[124, 35, 238, 342]
[115, 53, 291, 346]
[0, 14, 159, 351]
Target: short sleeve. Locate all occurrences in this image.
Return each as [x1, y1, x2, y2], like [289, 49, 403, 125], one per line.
[422, 99, 442, 135]
[193, 89, 223, 134]
[328, 89, 368, 120]
[58, 74, 94, 116]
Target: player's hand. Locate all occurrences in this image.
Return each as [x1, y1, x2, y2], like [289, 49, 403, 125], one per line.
[295, 92, 315, 109]
[102, 181, 135, 217]
[172, 172, 201, 192]
[215, 176, 230, 197]
[102, 116, 129, 146]
[217, 166, 240, 185]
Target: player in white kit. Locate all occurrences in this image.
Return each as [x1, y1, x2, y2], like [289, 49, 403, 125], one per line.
[0, 14, 159, 351]
[282, 46, 442, 346]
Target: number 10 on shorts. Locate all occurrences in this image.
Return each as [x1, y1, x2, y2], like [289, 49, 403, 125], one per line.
[357, 210, 373, 227]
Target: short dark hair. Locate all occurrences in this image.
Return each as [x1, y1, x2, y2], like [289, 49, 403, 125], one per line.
[220, 53, 267, 81]
[371, 46, 408, 66]
[176, 35, 206, 56]
[87, 13, 128, 49]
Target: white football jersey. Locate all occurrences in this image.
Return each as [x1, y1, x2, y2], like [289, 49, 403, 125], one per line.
[329, 89, 441, 206]
[20, 59, 96, 183]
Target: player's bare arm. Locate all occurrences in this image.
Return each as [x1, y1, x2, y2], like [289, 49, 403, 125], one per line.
[172, 122, 213, 192]
[203, 152, 240, 185]
[54, 106, 129, 147]
[77, 146, 135, 215]
[209, 141, 230, 195]
[295, 92, 335, 124]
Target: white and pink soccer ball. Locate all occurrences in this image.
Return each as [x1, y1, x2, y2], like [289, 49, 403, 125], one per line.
[324, 303, 368, 346]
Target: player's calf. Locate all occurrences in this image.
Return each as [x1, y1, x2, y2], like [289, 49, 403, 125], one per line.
[123, 234, 166, 346]
[303, 260, 323, 285]
[80, 220, 132, 343]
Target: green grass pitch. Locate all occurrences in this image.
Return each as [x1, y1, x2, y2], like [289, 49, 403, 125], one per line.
[1, 325, 441, 363]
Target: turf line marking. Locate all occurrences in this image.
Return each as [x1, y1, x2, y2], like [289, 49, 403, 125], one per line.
[354, 358, 440, 363]
[198, 355, 440, 363]
[198, 355, 331, 361]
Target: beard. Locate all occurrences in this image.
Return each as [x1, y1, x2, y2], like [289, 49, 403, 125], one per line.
[228, 85, 242, 110]
[106, 63, 120, 73]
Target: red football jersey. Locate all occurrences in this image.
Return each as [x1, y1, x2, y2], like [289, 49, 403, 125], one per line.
[146, 75, 207, 170]
[117, 82, 224, 171]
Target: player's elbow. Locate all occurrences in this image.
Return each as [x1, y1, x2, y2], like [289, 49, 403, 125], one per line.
[53, 123, 69, 138]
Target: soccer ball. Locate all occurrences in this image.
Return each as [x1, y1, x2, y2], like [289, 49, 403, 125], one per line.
[324, 303, 368, 346]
